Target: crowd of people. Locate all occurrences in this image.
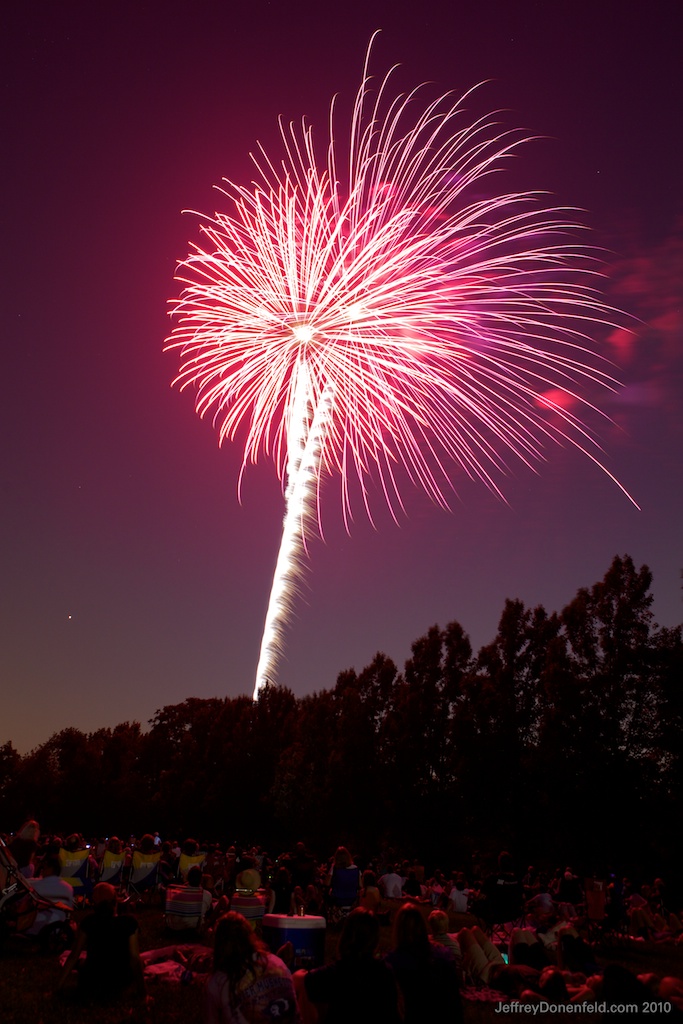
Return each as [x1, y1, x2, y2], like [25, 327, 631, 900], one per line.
[2, 820, 683, 1020]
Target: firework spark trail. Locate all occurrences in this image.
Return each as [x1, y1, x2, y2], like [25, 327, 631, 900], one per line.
[254, 363, 334, 692]
[167, 36, 636, 699]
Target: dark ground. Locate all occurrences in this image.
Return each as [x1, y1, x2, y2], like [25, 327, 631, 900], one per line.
[2, 903, 682, 1023]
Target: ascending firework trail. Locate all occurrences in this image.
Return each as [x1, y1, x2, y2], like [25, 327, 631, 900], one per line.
[166, 35, 635, 700]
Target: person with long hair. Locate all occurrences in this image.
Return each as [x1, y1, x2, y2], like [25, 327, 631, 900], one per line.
[385, 903, 463, 1023]
[295, 907, 400, 1024]
[358, 870, 382, 914]
[328, 846, 361, 917]
[205, 911, 301, 1023]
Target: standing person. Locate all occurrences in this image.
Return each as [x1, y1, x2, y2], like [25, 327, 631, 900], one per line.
[56, 882, 145, 1002]
[385, 903, 463, 1023]
[9, 820, 40, 878]
[205, 911, 301, 1023]
[328, 847, 361, 915]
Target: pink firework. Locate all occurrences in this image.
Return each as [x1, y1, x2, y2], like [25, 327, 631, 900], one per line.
[167, 38, 633, 698]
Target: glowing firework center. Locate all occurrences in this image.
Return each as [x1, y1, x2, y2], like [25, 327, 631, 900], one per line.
[292, 325, 315, 344]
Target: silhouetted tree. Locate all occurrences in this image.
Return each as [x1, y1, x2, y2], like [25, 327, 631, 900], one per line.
[0, 741, 21, 822]
[3, 554, 680, 875]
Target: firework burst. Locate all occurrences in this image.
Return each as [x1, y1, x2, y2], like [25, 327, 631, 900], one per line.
[167, 37, 633, 698]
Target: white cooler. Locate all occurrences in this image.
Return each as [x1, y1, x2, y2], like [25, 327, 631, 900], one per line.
[262, 913, 326, 968]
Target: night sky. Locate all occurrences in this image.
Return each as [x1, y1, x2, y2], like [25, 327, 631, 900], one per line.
[2, 0, 681, 755]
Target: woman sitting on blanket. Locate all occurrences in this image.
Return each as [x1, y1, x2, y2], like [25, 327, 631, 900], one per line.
[205, 911, 301, 1024]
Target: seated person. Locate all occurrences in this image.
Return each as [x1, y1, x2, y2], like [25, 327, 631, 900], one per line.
[59, 834, 93, 895]
[291, 842, 316, 891]
[508, 923, 599, 979]
[558, 869, 583, 915]
[304, 884, 324, 917]
[205, 912, 300, 1023]
[25, 855, 75, 936]
[230, 868, 267, 930]
[524, 889, 577, 951]
[428, 909, 462, 974]
[202, 845, 226, 894]
[292, 885, 306, 916]
[426, 870, 446, 906]
[386, 903, 463, 1023]
[56, 882, 145, 1002]
[295, 907, 400, 1024]
[626, 889, 676, 939]
[457, 925, 506, 985]
[555, 925, 599, 975]
[270, 866, 294, 914]
[157, 841, 177, 886]
[359, 870, 382, 914]
[448, 874, 470, 914]
[475, 852, 524, 926]
[378, 865, 403, 900]
[165, 865, 213, 932]
[508, 926, 552, 970]
[403, 870, 422, 899]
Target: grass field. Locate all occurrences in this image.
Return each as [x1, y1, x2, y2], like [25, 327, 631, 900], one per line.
[2, 904, 682, 1024]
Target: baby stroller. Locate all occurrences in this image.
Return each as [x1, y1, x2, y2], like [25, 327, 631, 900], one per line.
[0, 837, 74, 953]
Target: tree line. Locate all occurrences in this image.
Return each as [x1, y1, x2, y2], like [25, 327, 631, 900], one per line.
[2, 555, 681, 874]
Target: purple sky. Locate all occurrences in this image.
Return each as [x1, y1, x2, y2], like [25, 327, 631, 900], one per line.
[2, 0, 681, 755]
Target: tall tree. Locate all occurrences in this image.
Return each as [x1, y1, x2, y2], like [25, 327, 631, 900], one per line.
[559, 556, 659, 856]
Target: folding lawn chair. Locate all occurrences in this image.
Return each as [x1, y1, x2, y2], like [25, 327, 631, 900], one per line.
[164, 884, 208, 932]
[1, 838, 74, 952]
[58, 847, 92, 901]
[177, 852, 205, 881]
[128, 850, 161, 901]
[99, 849, 125, 888]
